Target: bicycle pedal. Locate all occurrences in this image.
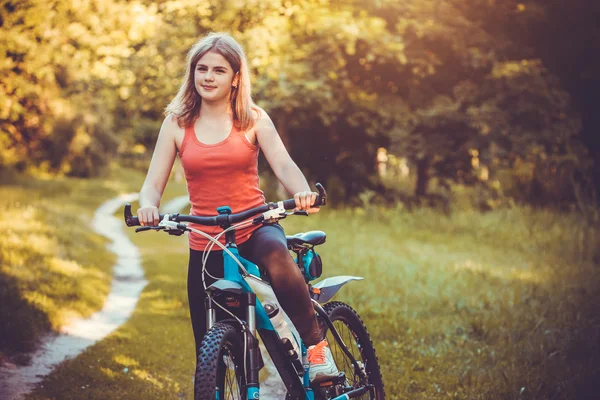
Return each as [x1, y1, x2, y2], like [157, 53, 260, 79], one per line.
[314, 372, 347, 387]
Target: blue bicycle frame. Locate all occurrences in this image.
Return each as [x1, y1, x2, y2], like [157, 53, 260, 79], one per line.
[203, 231, 362, 400]
[123, 197, 368, 400]
[209, 242, 312, 399]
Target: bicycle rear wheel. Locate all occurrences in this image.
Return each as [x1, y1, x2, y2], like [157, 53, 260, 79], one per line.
[194, 322, 246, 400]
[319, 301, 385, 400]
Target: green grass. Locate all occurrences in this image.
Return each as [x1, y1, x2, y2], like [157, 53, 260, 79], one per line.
[4, 173, 598, 399]
[28, 224, 195, 399]
[0, 166, 155, 358]
[282, 207, 600, 399]
[26, 185, 194, 400]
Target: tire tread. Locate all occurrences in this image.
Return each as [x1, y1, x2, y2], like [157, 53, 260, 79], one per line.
[194, 322, 243, 400]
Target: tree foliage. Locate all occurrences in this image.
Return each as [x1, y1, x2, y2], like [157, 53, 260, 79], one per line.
[1, 0, 595, 207]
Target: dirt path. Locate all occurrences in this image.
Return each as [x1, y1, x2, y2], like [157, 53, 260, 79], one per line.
[257, 345, 288, 399]
[0, 194, 188, 400]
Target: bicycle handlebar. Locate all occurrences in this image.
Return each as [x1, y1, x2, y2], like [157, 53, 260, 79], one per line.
[124, 183, 327, 228]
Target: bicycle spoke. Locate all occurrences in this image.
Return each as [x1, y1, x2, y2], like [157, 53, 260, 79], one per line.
[349, 328, 363, 381]
[331, 322, 355, 386]
[221, 350, 240, 400]
[225, 362, 233, 399]
[320, 302, 385, 400]
[339, 323, 355, 382]
[345, 325, 360, 384]
[330, 318, 373, 400]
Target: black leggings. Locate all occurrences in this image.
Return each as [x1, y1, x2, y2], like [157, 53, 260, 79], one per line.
[187, 223, 323, 359]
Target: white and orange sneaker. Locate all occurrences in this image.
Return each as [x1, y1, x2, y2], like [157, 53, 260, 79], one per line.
[307, 339, 339, 383]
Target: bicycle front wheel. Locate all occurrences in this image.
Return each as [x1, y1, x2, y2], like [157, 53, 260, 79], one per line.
[321, 301, 385, 400]
[194, 322, 246, 400]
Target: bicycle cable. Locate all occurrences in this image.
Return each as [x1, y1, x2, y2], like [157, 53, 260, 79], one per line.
[200, 220, 253, 274]
[199, 220, 254, 287]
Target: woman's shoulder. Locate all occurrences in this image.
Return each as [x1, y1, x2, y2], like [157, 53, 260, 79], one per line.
[163, 113, 184, 128]
[251, 105, 269, 121]
[251, 106, 274, 132]
[160, 114, 186, 134]
[157, 114, 187, 151]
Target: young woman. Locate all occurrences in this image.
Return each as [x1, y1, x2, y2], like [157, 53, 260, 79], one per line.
[136, 32, 338, 386]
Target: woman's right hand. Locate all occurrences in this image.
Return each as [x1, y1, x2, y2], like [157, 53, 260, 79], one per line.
[137, 206, 160, 226]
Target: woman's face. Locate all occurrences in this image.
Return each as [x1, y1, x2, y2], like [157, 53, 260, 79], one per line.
[194, 51, 237, 103]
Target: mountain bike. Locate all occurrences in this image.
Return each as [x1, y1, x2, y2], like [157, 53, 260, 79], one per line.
[124, 184, 385, 400]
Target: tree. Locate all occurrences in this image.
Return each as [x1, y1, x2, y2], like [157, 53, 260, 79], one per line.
[0, 0, 139, 176]
[468, 59, 588, 205]
[500, 0, 600, 204]
[2, 0, 594, 208]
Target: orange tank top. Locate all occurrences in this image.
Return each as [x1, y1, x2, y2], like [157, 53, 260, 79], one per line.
[178, 122, 266, 251]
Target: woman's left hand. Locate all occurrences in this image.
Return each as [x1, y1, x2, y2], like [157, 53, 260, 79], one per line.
[293, 191, 320, 214]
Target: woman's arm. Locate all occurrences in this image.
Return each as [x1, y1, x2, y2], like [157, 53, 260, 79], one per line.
[254, 108, 318, 212]
[137, 115, 179, 225]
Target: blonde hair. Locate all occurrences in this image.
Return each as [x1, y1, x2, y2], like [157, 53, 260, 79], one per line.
[165, 32, 258, 130]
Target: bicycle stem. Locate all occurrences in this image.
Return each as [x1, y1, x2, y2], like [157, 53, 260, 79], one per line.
[311, 299, 370, 383]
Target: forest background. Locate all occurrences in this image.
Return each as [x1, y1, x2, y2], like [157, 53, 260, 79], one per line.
[2, 0, 599, 210]
[2, 0, 600, 399]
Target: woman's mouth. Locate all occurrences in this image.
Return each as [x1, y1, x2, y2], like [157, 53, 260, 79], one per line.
[202, 85, 216, 90]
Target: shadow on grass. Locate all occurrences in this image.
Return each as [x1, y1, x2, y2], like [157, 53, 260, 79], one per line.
[0, 271, 51, 358]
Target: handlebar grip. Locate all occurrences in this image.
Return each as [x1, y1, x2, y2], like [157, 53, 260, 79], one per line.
[124, 204, 164, 227]
[124, 204, 138, 226]
[282, 183, 328, 210]
[313, 182, 327, 207]
[282, 199, 297, 210]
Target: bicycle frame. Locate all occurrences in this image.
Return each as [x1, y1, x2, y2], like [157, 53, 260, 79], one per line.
[196, 225, 368, 400]
[122, 191, 372, 400]
[206, 242, 309, 399]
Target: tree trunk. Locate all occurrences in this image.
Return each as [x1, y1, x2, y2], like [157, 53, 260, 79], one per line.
[415, 157, 430, 197]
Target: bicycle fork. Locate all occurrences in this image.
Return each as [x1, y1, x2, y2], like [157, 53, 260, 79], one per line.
[206, 293, 261, 400]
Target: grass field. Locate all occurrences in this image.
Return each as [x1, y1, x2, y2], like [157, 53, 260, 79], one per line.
[2, 171, 599, 399]
[0, 166, 150, 358]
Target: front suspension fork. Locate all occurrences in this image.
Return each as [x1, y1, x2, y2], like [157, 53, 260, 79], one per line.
[245, 292, 260, 398]
[206, 294, 262, 399]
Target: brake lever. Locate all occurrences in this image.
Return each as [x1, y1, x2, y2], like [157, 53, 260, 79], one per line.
[289, 210, 309, 217]
[158, 220, 189, 236]
[135, 226, 164, 233]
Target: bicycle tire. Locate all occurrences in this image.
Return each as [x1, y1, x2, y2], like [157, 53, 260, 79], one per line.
[194, 322, 246, 400]
[320, 301, 385, 400]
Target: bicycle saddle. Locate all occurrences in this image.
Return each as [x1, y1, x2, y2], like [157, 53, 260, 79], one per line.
[286, 230, 326, 247]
